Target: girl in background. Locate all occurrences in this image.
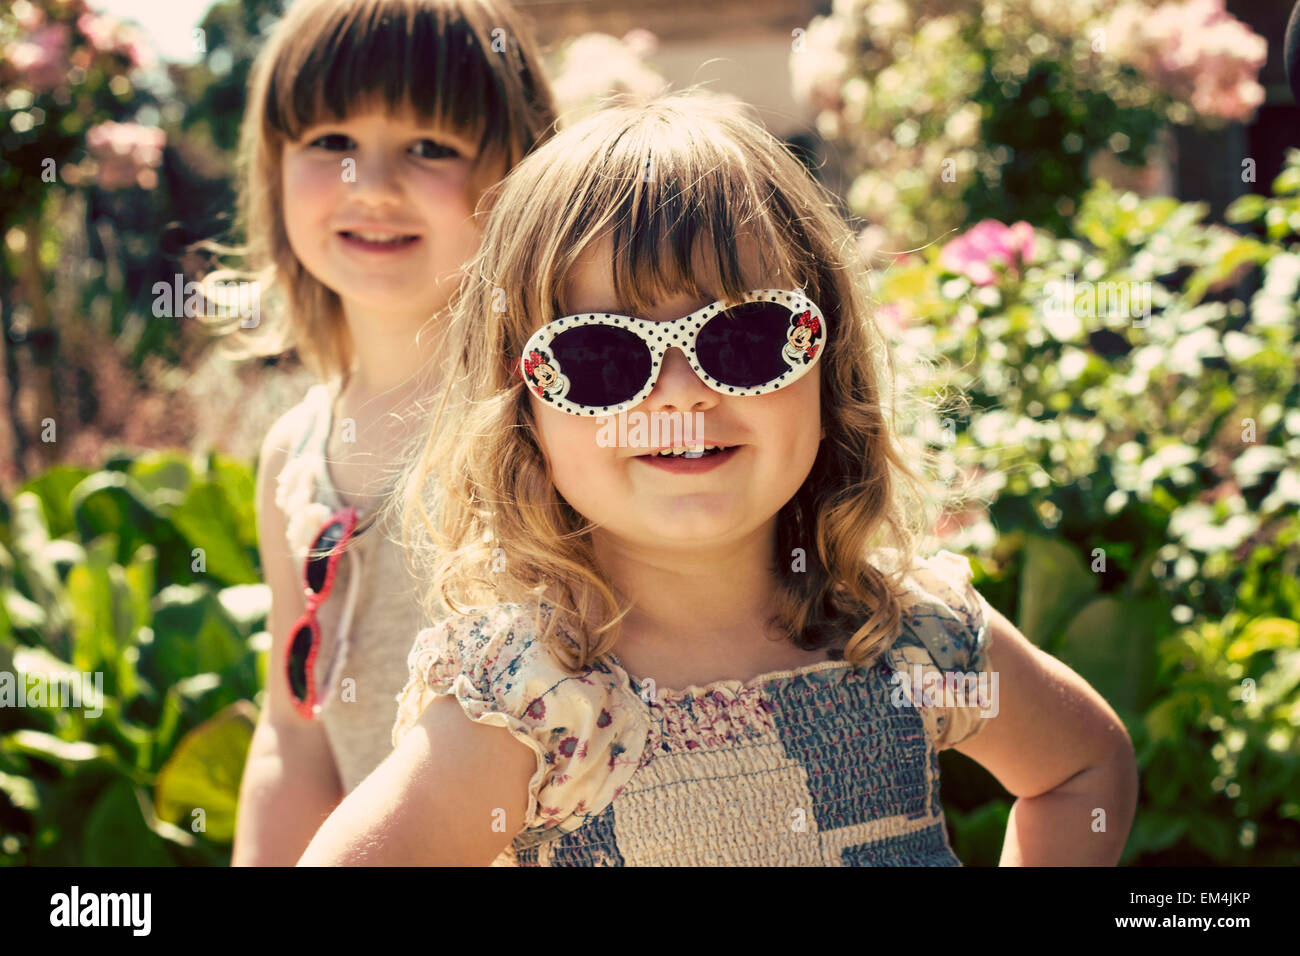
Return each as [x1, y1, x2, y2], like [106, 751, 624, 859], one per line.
[213, 0, 556, 866]
[300, 91, 1137, 866]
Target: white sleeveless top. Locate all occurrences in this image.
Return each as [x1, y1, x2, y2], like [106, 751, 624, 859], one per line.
[272, 380, 432, 792]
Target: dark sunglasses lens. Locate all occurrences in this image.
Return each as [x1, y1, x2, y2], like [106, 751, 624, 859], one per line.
[306, 521, 345, 593]
[550, 324, 653, 408]
[696, 302, 799, 389]
[288, 623, 314, 702]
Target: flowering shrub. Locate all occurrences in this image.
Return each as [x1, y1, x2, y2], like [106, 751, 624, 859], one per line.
[791, 0, 1267, 247]
[888, 156, 1300, 865]
[548, 29, 669, 125]
[938, 219, 1036, 287]
[83, 120, 165, 190]
[1106, 0, 1266, 124]
[1, 0, 161, 217]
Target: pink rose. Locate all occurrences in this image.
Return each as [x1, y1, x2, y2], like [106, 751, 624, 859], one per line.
[939, 219, 1036, 286]
[5, 23, 71, 93]
[85, 121, 165, 190]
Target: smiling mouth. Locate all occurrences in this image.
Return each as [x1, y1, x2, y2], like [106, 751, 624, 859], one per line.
[338, 230, 420, 246]
[636, 444, 736, 460]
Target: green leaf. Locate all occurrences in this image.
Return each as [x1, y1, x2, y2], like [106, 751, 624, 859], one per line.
[143, 585, 246, 689]
[1127, 810, 1187, 856]
[946, 800, 1010, 866]
[217, 584, 270, 635]
[127, 451, 195, 500]
[0, 770, 40, 811]
[1226, 618, 1300, 662]
[8, 493, 68, 635]
[169, 483, 259, 585]
[154, 701, 256, 844]
[2, 730, 113, 765]
[1055, 596, 1163, 715]
[83, 780, 174, 866]
[16, 466, 90, 539]
[1225, 193, 1267, 225]
[70, 471, 173, 567]
[1016, 535, 1098, 647]
[208, 455, 258, 549]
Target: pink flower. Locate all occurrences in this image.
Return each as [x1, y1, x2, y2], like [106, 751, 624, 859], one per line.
[876, 303, 910, 335]
[5, 23, 71, 93]
[1106, 0, 1266, 124]
[85, 121, 165, 190]
[939, 219, 1036, 286]
[77, 10, 155, 71]
[13, 0, 46, 31]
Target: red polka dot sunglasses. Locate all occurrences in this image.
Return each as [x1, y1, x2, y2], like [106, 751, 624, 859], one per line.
[285, 506, 358, 719]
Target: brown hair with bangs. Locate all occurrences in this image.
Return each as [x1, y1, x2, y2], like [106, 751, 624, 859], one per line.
[202, 0, 557, 379]
[396, 89, 951, 672]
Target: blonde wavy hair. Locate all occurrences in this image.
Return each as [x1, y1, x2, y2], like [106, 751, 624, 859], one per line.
[396, 90, 953, 672]
[200, 0, 557, 380]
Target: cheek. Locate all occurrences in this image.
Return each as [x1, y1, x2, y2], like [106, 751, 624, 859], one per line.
[415, 166, 475, 222]
[530, 404, 606, 501]
[282, 156, 339, 220]
[753, 374, 821, 473]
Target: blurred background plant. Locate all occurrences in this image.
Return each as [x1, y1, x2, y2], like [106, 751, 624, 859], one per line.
[0, 0, 291, 486]
[0, 451, 266, 863]
[901, 153, 1300, 865]
[790, 0, 1268, 251]
[0, 0, 1295, 867]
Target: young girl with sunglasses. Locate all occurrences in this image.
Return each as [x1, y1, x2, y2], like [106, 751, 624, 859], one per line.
[299, 91, 1137, 866]
[218, 0, 555, 866]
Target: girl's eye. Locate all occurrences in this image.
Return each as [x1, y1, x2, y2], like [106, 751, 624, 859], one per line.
[309, 133, 353, 151]
[411, 139, 460, 160]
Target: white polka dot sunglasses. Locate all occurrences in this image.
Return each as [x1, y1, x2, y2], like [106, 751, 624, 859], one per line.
[517, 289, 827, 416]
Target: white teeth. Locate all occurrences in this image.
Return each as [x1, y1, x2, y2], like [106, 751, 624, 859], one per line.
[348, 231, 412, 243]
[654, 444, 724, 458]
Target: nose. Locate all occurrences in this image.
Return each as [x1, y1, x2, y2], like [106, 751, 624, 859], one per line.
[643, 345, 717, 414]
[348, 148, 403, 206]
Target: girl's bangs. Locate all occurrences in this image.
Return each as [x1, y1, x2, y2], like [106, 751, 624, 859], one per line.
[553, 130, 807, 321]
[264, 0, 498, 150]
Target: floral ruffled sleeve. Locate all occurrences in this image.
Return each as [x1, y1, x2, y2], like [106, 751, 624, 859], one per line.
[392, 604, 647, 837]
[886, 549, 998, 750]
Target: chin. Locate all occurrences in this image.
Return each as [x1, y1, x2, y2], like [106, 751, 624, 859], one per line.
[621, 511, 752, 549]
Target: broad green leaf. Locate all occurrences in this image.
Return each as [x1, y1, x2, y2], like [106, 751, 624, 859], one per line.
[84, 780, 173, 866]
[1055, 596, 1163, 715]
[170, 483, 259, 585]
[1224, 193, 1267, 225]
[0, 770, 39, 811]
[70, 471, 174, 567]
[2, 730, 113, 764]
[127, 451, 195, 500]
[217, 584, 270, 635]
[1016, 535, 1098, 647]
[154, 701, 256, 843]
[1227, 618, 1300, 662]
[8, 493, 67, 633]
[143, 585, 245, 689]
[16, 466, 90, 539]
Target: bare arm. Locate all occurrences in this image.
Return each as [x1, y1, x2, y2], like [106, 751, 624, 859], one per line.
[951, 604, 1139, 866]
[297, 694, 537, 866]
[231, 418, 345, 866]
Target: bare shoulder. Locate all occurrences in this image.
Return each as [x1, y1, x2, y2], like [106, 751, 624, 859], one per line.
[298, 693, 536, 865]
[258, 388, 323, 471]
